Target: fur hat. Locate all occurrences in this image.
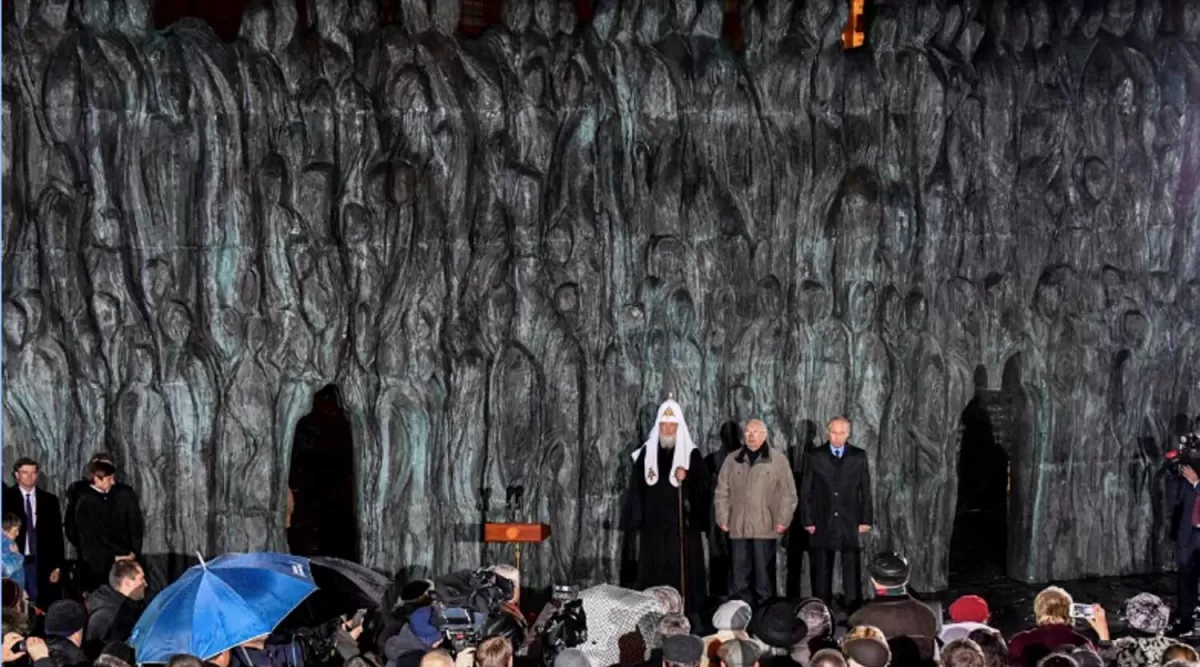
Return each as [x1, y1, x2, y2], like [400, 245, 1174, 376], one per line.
[1124, 593, 1170, 635]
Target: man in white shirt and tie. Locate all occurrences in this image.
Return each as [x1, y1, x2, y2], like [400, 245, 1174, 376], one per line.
[3, 457, 65, 605]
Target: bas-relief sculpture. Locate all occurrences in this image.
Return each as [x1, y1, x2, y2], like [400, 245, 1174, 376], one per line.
[4, 0, 1200, 592]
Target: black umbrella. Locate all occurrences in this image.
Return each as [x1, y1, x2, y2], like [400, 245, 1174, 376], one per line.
[278, 557, 391, 630]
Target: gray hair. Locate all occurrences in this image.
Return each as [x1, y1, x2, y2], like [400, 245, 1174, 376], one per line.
[657, 613, 691, 638]
[553, 649, 592, 667]
[491, 564, 520, 589]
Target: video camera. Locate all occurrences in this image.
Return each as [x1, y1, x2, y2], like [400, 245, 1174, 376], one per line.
[536, 587, 587, 666]
[436, 606, 485, 656]
[1166, 432, 1200, 470]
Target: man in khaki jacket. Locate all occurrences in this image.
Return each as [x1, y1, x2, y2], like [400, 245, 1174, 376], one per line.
[714, 419, 798, 606]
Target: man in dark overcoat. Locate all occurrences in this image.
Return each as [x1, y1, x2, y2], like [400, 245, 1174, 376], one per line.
[799, 416, 874, 612]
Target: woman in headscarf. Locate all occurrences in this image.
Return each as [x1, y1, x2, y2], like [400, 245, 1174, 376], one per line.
[1098, 593, 1174, 667]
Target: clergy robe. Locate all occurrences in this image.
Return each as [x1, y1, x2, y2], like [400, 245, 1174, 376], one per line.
[629, 445, 708, 613]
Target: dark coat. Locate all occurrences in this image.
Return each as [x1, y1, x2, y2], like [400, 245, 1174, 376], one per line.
[1168, 476, 1200, 564]
[85, 585, 143, 647]
[46, 636, 90, 667]
[847, 595, 939, 661]
[798, 443, 873, 550]
[629, 446, 708, 613]
[65, 479, 142, 556]
[383, 625, 430, 667]
[2, 485, 66, 594]
[1007, 625, 1092, 667]
[71, 486, 143, 590]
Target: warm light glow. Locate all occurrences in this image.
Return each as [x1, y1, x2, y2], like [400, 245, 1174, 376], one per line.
[843, 0, 865, 49]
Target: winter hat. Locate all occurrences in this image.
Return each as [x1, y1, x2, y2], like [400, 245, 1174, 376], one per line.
[662, 635, 704, 665]
[949, 596, 990, 624]
[750, 600, 808, 649]
[797, 599, 833, 639]
[712, 601, 753, 632]
[866, 552, 910, 588]
[647, 586, 684, 615]
[717, 639, 761, 667]
[96, 642, 137, 667]
[45, 599, 87, 637]
[843, 637, 890, 667]
[1124, 593, 1171, 635]
[409, 606, 443, 647]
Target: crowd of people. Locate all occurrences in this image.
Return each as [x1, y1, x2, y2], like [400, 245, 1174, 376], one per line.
[2, 409, 1200, 667]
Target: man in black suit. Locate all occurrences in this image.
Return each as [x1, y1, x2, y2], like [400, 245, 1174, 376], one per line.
[3, 457, 65, 606]
[1169, 420, 1200, 635]
[799, 416, 873, 612]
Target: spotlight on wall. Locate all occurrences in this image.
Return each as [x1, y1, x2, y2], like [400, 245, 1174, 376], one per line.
[843, 0, 865, 49]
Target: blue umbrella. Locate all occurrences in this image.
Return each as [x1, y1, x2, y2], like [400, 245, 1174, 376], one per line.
[129, 552, 317, 663]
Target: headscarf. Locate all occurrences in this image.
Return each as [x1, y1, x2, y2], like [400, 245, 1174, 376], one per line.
[1124, 593, 1170, 635]
[633, 399, 698, 487]
[646, 586, 684, 615]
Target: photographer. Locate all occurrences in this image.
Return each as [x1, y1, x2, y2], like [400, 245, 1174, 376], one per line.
[1169, 418, 1200, 636]
[385, 607, 444, 667]
[3, 633, 50, 667]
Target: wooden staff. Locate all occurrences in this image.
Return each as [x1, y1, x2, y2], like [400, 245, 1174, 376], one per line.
[677, 477, 686, 603]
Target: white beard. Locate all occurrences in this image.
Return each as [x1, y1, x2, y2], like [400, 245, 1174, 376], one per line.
[659, 434, 676, 449]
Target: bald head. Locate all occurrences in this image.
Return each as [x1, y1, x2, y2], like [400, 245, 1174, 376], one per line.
[420, 651, 454, 667]
[744, 420, 768, 451]
[828, 417, 851, 448]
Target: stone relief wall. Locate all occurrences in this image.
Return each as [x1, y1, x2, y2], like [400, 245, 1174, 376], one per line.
[4, 0, 1200, 592]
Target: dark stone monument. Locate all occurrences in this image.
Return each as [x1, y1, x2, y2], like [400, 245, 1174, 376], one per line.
[3, 0, 1200, 592]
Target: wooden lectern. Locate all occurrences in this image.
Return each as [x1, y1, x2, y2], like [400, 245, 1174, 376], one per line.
[483, 523, 551, 571]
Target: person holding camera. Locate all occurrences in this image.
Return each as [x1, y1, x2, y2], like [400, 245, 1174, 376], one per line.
[384, 607, 444, 667]
[3, 633, 50, 666]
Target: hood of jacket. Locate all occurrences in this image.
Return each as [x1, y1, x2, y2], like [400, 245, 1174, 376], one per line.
[86, 586, 127, 615]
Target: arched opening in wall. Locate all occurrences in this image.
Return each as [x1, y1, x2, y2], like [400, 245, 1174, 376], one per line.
[287, 385, 360, 563]
[948, 366, 1012, 585]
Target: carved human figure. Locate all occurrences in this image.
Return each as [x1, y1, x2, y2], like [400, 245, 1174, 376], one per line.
[846, 281, 889, 504]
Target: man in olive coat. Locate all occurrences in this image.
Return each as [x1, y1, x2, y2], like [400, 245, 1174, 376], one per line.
[800, 416, 874, 612]
[714, 419, 798, 606]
